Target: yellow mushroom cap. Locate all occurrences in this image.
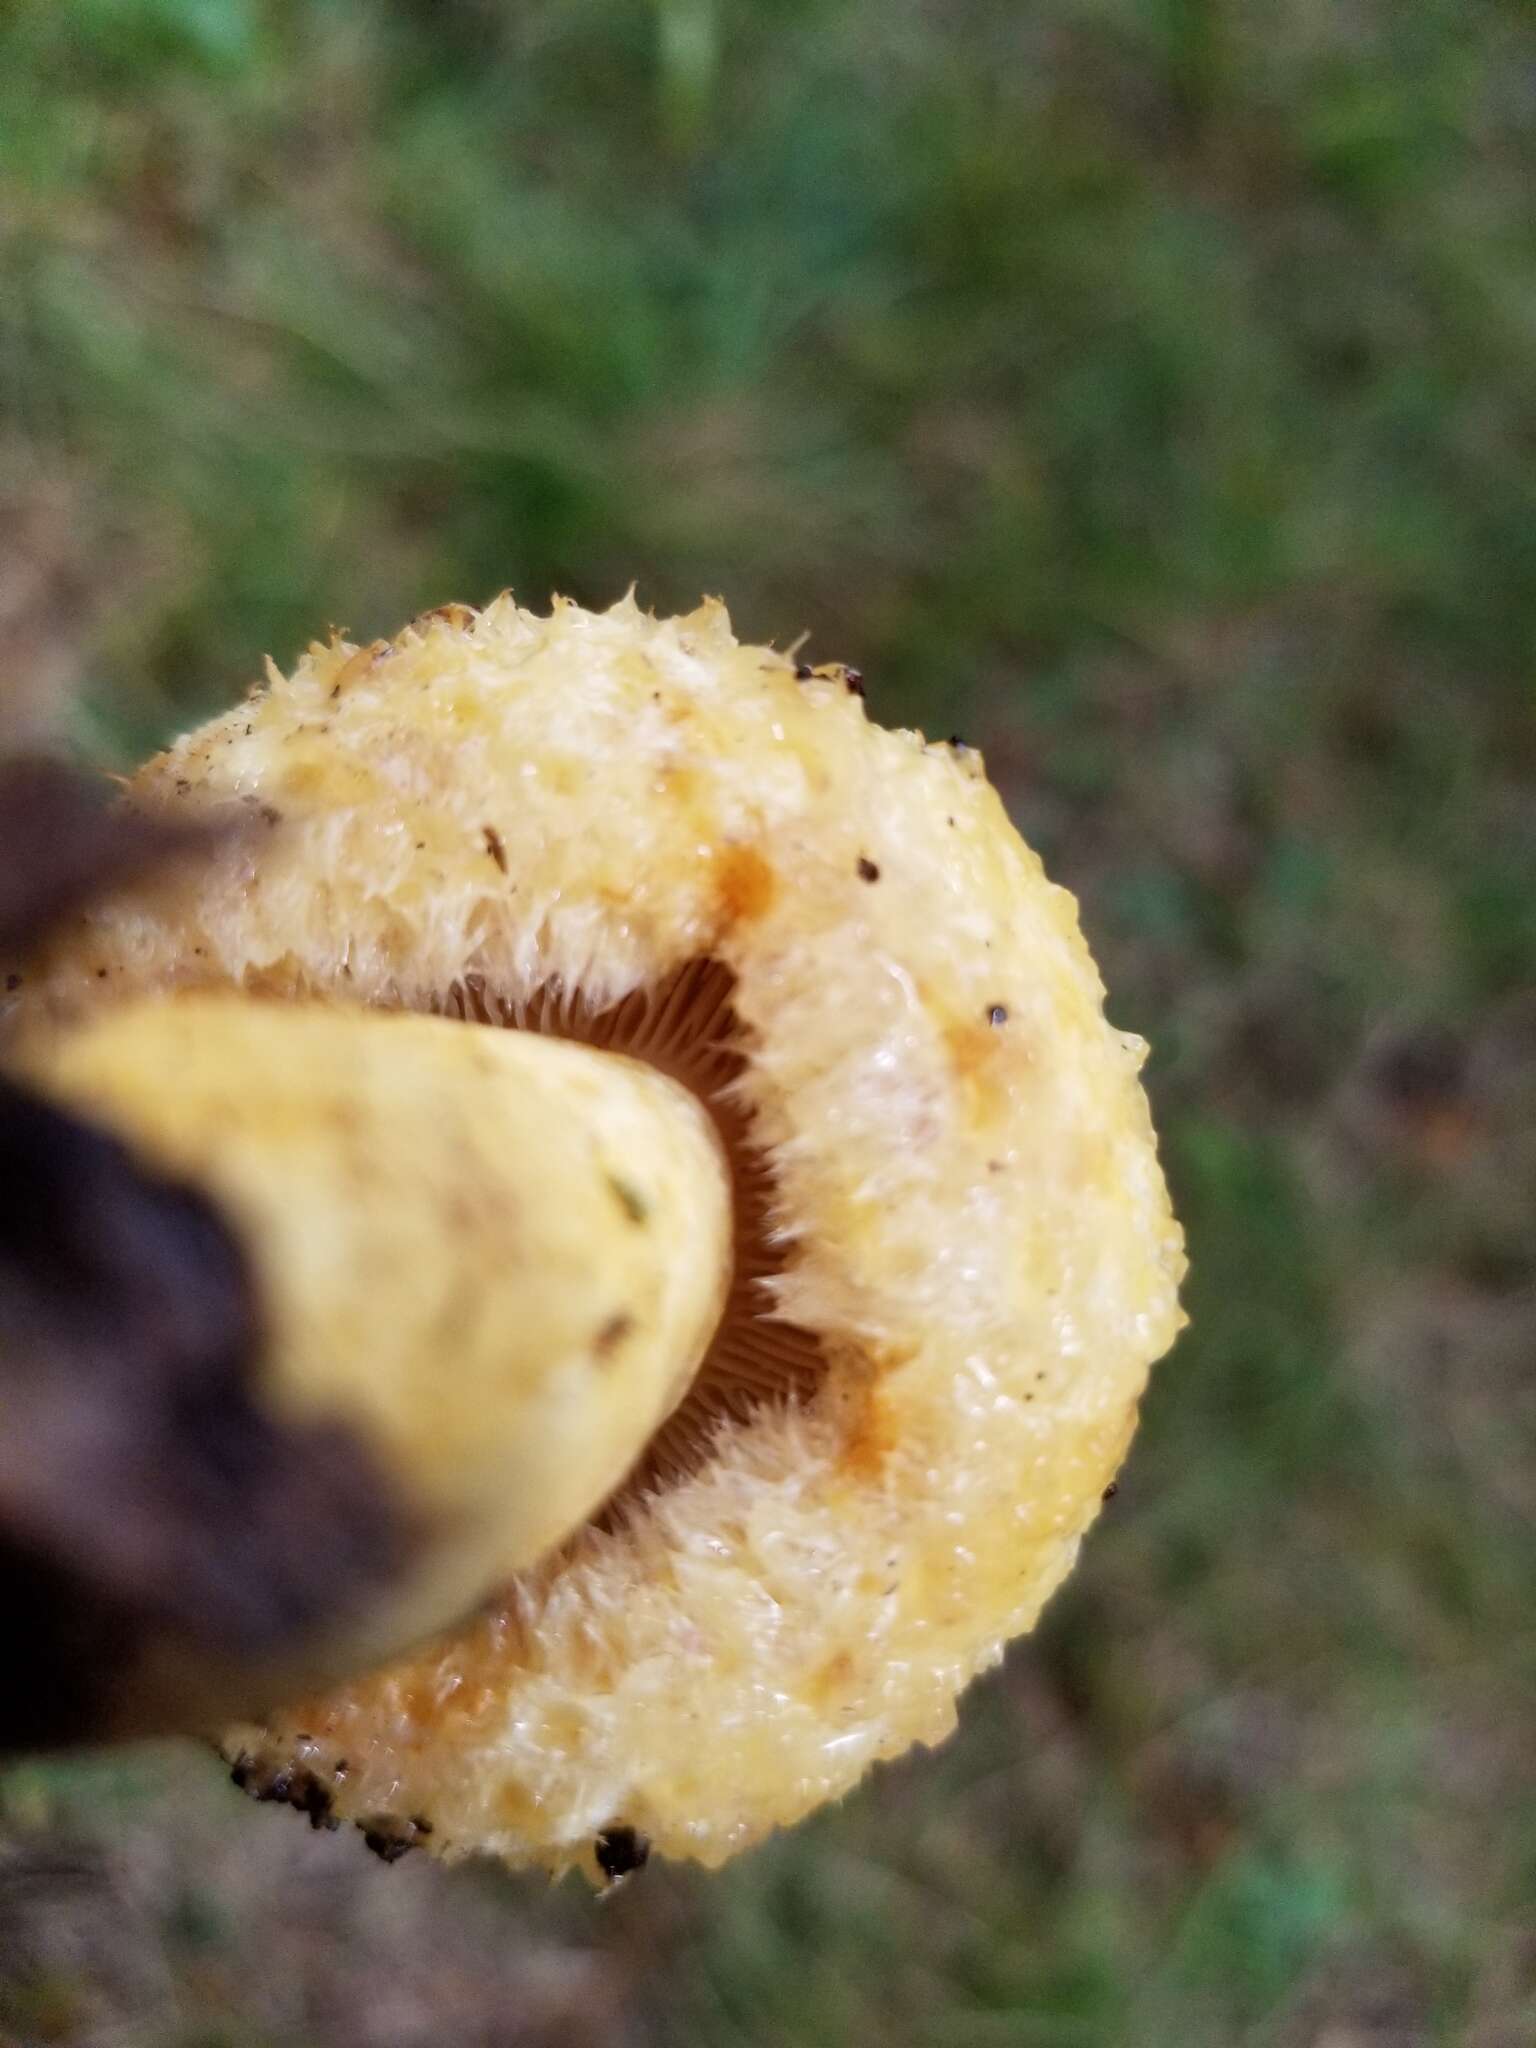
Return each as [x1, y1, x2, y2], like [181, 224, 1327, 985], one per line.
[18, 593, 1186, 1876]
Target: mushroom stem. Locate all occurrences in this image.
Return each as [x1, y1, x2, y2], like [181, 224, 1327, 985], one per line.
[11, 993, 733, 1705]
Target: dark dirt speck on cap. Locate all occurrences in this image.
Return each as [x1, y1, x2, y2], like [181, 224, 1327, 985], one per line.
[595, 1825, 650, 1882]
[360, 1813, 432, 1864]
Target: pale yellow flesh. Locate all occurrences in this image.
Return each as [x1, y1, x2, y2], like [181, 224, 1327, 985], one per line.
[15, 994, 733, 1667]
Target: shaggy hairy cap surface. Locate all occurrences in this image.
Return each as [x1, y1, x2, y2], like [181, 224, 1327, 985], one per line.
[20, 594, 1186, 1878]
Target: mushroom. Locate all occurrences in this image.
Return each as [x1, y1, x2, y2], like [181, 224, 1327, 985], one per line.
[9, 593, 1185, 1878]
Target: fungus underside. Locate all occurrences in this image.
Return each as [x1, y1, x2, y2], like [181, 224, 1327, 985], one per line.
[430, 956, 828, 1514]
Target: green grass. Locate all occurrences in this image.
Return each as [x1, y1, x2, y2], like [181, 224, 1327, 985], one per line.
[2, 2, 1534, 2042]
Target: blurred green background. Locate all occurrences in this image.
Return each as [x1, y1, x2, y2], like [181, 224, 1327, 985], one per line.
[2, 1, 1534, 2042]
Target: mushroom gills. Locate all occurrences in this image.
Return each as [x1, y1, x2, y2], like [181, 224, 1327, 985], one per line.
[431, 955, 828, 1499]
[12, 991, 734, 1696]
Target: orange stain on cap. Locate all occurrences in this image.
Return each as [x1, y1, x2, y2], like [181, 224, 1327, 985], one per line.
[713, 844, 776, 925]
